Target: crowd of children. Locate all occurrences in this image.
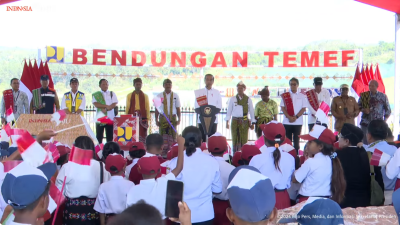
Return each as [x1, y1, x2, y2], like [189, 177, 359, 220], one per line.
[2, 119, 400, 224]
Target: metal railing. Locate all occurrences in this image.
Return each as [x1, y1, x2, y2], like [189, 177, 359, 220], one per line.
[84, 106, 335, 141]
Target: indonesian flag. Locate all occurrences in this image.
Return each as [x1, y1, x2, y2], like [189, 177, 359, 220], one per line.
[51, 110, 67, 126]
[16, 130, 48, 167]
[280, 143, 297, 159]
[19, 61, 34, 104]
[42, 183, 64, 221]
[315, 101, 330, 124]
[375, 64, 386, 94]
[153, 96, 164, 114]
[69, 146, 93, 166]
[2, 161, 22, 173]
[6, 107, 14, 124]
[44, 142, 59, 163]
[95, 143, 104, 159]
[96, 111, 113, 125]
[370, 149, 391, 167]
[351, 64, 365, 100]
[1, 123, 11, 142]
[254, 136, 264, 149]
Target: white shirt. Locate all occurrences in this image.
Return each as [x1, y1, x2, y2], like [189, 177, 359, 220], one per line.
[225, 95, 256, 123]
[156, 92, 181, 115]
[126, 173, 176, 219]
[92, 90, 119, 120]
[295, 152, 332, 197]
[94, 176, 134, 214]
[56, 159, 111, 198]
[280, 91, 307, 125]
[195, 87, 222, 124]
[125, 158, 139, 179]
[61, 90, 86, 112]
[386, 148, 400, 179]
[307, 88, 331, 124]
[250, 146, 295, 189]
[213, 156, 235, 200]
[168, 148, 222, 223]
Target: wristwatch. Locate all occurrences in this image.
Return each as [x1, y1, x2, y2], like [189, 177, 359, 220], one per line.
[295, 115, 299, 119]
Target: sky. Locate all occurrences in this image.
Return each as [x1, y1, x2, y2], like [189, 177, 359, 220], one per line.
[0, 0, 396, 50]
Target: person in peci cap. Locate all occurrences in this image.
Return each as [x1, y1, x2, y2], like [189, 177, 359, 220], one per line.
[295, 125, 346, 204]
[94, 153, 134, 225]
[155, 79, 182, 157]
[168, 126, 222, 224]
[125, 142, 146, 179]
[126, 78, 150, 144]
[226, 166, 277, 225]
[331, 84, 360, 132]
[208, 133, 235, 225]
[1, 78, 30, 124]
[61, 78, 86, 116]
[336, 123, 371, 208]
[30, 75, 60, 114]
[306, 77, 331, 131]
[93, 79, 119, 144]
[225, 81, 256, 153]
[249, 121, 295, 209]
[126, 136, 185, 221]
[240, 143, 261, 165]
[1, 162, 57, 225]
[254, 86, 278, 138]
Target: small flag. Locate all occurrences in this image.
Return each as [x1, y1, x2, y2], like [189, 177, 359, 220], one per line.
[16, 130, 48, 167]
[44, 142, 59, 163]
[315, 101, 330, 124]
[69, 146, 93, 166]
[153, 96, 164, 114]
[6, 107, 14, 124]
[51, 110, 67, 126]
[95, 143, 104, 159]
[2, 161, 22, 173]
[280, 143, 297, 159]
[254, 136, 264, 149]
[97, 116, 114, 125]
[370, 149, 391, 167]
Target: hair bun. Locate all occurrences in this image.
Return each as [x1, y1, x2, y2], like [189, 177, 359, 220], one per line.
[188, 141, 196, 147]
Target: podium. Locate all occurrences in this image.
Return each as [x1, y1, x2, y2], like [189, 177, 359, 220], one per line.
[113, 114, 139, 151]
[195, 105, 221, 137]
[16, 114, 91, 147]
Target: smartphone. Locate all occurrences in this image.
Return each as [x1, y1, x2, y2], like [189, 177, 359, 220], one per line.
[344, 107, 348, 115]
[165, 180, 184, 218]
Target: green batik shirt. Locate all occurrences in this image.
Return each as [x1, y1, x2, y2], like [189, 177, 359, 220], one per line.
[254, 99, 278, 119]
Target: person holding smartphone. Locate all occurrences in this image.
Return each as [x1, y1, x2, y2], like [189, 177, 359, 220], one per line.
[125, 135, 185, 221]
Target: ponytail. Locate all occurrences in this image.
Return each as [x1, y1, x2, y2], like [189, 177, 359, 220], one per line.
[313, 140, 346, 203]
[182, 126, 202, 157]
[265, 135, 282, 172]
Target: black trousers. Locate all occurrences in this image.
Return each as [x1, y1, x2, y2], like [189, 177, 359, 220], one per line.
[96, 124, 113, 144]
[308, 123, 328, 132]
[199, 123, 217, 142]
[284, 124, 302, 153]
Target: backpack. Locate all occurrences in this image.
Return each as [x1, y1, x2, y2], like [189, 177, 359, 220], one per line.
[110, 91, 118, 116]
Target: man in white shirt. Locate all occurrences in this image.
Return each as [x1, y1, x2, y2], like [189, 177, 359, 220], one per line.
[61, 78, 86, 116]
[225, 81, 255, 153]
[195, 74, 223, 142]
[92, 79, 119, 143]
[155, 79, 181, 157]
[280, 78, 307, 152]
[306, 77, 331, 131]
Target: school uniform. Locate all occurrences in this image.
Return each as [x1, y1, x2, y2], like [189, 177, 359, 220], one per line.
[56, 159, 110, 225]
[386, 147, 400, 191]
[126, 172, 176, 218]
[94, 176, 134, 220]
[249, 146, 295, 209]
[213, 156, 234, 225]
[294, 152, 332, 203]
[169, 148, 222, 224]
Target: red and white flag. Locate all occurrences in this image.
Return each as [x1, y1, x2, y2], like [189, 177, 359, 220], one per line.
[51, 110, 67, 126]
[254, 136, 264, 149]
[2, 161, 22, 173]
[16, 130, 48, 167]
[315, 101, 330, 124]
[69, 146, 93, 166]
[96, 111, 113, 125]
[280, 143, 297, 159]
[95, 143, 104, 159]
[6, 107, 14, 124]
[370, 149, 391, 167]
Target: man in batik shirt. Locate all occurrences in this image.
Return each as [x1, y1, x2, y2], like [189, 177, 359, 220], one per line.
[358, 80, 391, 144]
[254, 86, 278, 138]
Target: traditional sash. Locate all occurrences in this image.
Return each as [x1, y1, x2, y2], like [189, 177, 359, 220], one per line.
[92, 91, 105, 113]
[281, 92, 295, 116]
[163, 92, 174, 119]
[32, 88, 42, 109]
[360, 92, 371, 109]
[236, 94, 249, 119]
[3, 90, 14, 112]
[305, 89, 319, 112]
[129, 91, 147, 119]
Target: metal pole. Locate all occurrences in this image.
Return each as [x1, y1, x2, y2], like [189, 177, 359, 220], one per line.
[393, 14, 400, 139]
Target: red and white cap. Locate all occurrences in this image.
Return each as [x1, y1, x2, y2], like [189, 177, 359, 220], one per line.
[208, 133, 227, 153]
[260, 121, 286, 142]
[241, 143, 261, 161]
[299, 125, 336, 145]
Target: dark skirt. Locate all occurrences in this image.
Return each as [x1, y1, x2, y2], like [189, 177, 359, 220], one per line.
[63, 196, 99, 225]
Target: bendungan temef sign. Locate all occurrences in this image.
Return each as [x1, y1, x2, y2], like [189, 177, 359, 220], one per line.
[46, 46, 358, 68]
